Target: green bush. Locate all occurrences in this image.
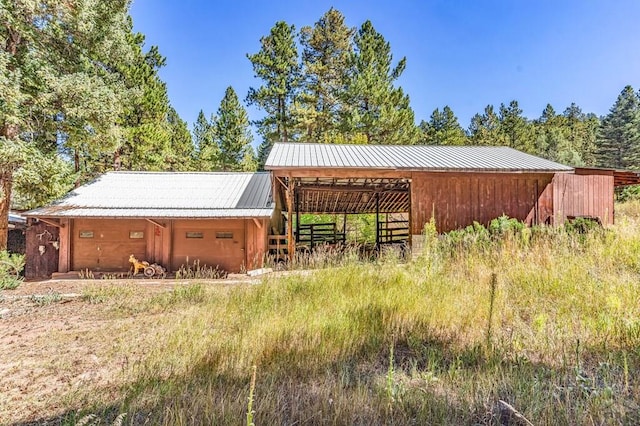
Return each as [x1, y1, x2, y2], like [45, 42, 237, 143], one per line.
[488, 214, 525, 235]
[0, 250, 25, 289]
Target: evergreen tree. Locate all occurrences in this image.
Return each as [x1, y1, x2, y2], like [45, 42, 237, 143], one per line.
[165, 107, 196, 171]
[193, 110, 219, 170]
[596, 86, 640, 169]
[116, 24, 172, 172]
[419, 106, 467, 145]
[497, 100, 535, 153]
[468, 105, 500, 145]
[297, 8, 354, 142]
[213, 87, 254, 171]
[240, 146, 259, 172]
[247, 20, 300, 154]
[342, 20, 418, 144]
[0, 0, 135, 249]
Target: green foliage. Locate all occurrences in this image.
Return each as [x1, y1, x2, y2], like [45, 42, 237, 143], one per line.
[193, 110, 220, 170]
[165, 107, 196, 171]
[342, 20, 419, 144]
[596, 85, 640, 169]
[297, 8, 354, 142]
[419, 106, 467, 145]
[13, 146, 75, 209]
[116, 22, 174, 172]
[497, 100, 536, 153]
[0, 250, 24, 289]
[488, 214, 525, 235]
[467, 105, 500, 145]
[564, 217, 602, 234]
[0, 0, 193, 247]
[246, 21, 300, 144]
[30, 291, 62, 306]
[110, 212, 640, 423]
[616, 184, 640, 202]
[214, 86, 254, 171]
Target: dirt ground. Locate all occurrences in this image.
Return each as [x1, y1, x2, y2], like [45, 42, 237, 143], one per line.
[0, 276, 258, 425]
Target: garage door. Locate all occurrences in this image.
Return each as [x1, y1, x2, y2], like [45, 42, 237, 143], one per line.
[172, 220, 245, 273]
[72, 219, 147, 271]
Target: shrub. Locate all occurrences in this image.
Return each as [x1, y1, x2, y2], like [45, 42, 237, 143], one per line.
[0, 250, 25, 289]
[488, 214, 525, 235]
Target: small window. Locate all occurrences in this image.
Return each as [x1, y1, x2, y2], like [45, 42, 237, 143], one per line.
[79, 231, 94, 238]
[186, 232, 204, 239]
[216, 232, 233, 239]
[129, 231, 144, 239]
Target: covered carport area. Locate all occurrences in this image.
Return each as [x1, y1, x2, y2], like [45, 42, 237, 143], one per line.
[264, 142, 579, 262]
[269, 172, 412, 261]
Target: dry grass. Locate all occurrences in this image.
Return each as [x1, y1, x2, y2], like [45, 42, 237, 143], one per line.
[3, 204, 640, 424]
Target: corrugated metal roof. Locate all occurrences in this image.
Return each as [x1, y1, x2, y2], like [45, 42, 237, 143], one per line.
[26, 172, 274, 218]
[264, 142, 574, 172]
[9, 212, 26, 224]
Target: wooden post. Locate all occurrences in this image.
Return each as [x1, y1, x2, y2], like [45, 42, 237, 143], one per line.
[286, 179, 294, 264]
[375, 192, 380, 248]
[342, 213, 347, 243]
[295, 189, 300, 243]
[407, 180, 412, 248]
[59, 218, 71, 273]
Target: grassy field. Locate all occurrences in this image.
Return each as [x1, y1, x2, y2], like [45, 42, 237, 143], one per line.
[3, 205, 640, 425]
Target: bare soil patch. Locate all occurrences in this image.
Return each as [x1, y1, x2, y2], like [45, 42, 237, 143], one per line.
[0, 276, 256, 424]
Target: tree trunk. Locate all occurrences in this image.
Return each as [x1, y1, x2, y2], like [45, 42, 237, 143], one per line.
[0, 171, 12, 251]
[280, 96, 288, 142]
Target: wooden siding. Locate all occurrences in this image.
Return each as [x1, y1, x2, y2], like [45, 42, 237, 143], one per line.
[553, 173, 614, 225]
[72, 219, 147, 271]
[245, 218, 269, 270]
[25, 220, 60, 279]
[410, 172, 555, 234]
[172, 219, 246, 273]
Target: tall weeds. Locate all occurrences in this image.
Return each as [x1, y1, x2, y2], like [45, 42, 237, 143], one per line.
[76, 205, 640, 424]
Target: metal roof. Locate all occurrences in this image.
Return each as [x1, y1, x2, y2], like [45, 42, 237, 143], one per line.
[26, 172, 274, 218]
[265, 142, 574, 172]
[9, 212, 26, 224]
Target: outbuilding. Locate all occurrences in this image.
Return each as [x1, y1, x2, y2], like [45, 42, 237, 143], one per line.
[25, 172, 274, 278]
[24, 143, 639, 278]
[264, 143, 631, 258]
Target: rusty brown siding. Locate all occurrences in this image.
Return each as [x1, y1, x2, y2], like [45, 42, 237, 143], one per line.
[172, 219, 246, 273]
[552, 174, 614, 225]
[410, 172, 555, 234]
[25, 220, 60, 279]
[71, 219, 148, 271]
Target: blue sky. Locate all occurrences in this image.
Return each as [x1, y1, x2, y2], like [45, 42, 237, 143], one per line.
[130, 0, 640, 137]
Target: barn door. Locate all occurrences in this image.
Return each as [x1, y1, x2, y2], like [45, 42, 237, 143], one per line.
[25, 220, 60, 279]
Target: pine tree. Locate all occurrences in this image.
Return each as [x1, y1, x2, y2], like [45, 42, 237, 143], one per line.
[497, 100, 535, 153]
[116, 24, 172, 172]
[165, 107, 196, 171]
[419, 106, 467, 145]
[297, 8, 354, 142]
[240, 146, 259, 172]
[246, 21, 300, 150]
[193, 110, 219, 170]
[534, 103, 588, 165]
[596, 86, 640, 169]
[0, 0, 135, 249]
[468, 105, 500, 145]
[342, 20, 418, 144]
[214, 87, 254, 171]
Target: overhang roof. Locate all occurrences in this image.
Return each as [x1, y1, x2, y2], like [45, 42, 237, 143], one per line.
[574, 167, 640, 187]
[26, 172, 274, 219]
[265, 142, 574, 172]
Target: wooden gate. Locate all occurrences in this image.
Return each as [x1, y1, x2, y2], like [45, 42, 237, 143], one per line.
[25, 219, 60, 279]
